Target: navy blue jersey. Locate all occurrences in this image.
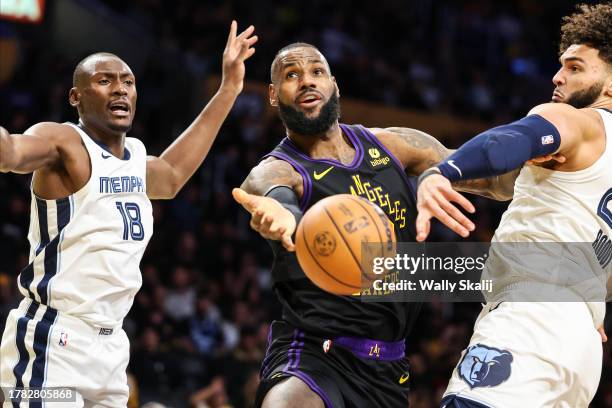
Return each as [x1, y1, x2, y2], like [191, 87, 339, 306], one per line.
[265, 124, 421, 341]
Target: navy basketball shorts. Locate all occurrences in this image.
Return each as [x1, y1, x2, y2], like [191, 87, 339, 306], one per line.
[255, 320, 411, 408]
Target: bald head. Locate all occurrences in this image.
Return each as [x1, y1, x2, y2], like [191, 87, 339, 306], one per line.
[270, 43, 331, 83]
[73, 52, 128, 87]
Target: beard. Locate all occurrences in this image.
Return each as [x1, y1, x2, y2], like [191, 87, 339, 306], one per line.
[278, 93, 341, 136]
[562, 80, 604, 109]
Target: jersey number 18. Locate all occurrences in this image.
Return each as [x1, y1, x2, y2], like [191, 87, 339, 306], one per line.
[115, 201, 144, 241]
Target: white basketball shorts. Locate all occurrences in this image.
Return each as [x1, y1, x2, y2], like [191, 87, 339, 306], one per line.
[443, 302, 602, 408]
[1, 298, 129, 407]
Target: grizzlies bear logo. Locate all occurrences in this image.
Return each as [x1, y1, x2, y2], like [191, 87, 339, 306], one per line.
[458, 344, 513, 388]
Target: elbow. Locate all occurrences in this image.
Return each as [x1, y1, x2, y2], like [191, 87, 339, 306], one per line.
[167, 177, 183, 199]
[0, 131, 14, 172]
[491, 191, 514, 202]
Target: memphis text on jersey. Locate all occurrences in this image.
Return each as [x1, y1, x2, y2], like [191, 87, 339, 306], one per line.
[99, 176, 144, 194]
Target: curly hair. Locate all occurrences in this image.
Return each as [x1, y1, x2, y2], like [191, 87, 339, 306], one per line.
[559, 2, 612, 65]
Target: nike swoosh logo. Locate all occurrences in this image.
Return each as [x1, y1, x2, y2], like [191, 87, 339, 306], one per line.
[448, 160, 462, 177]
[101, 152, 112, 159]
[399, 373, 409, 384]
[313, 166, 334, 180]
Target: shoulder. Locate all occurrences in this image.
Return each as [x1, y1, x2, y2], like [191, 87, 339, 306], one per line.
[242, 156, 302, 196]
[527, 102, 597, 124]
[528, 102, 580, 116]
[528, 103, 602, 137]
[25, 122, 82, 145]
[368, 126, 439, 148]
[365, 126, 448, 172]
[126, 136, 147, 155]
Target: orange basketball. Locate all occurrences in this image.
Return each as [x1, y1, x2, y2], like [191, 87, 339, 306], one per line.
[295, 194, 396, 295]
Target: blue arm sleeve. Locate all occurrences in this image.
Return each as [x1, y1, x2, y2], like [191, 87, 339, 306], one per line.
[437, 114, 561, 181]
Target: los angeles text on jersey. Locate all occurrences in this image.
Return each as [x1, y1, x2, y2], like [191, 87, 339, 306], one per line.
[99, 176, 145, 194]
[349, 174, 407, 228]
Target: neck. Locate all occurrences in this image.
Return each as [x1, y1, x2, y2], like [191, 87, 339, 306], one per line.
[587, 93, 612, 109]
[287, 122, 356, 164]
[79, 119, 126, 158]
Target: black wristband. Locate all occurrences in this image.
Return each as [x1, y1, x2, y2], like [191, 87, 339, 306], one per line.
[264, 185, 303, 224]
[417, 167, 442, 188]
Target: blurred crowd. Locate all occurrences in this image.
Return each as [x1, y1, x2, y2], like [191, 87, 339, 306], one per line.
[1, 0, 612, 407]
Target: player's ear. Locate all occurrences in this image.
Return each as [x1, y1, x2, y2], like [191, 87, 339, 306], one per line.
[69, 87, 80, 108]
[605, 76, 612, 98]
[269, 84, 278, 107]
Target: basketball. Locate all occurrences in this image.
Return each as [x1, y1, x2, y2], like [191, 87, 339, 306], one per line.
[295, 194, 396, 295]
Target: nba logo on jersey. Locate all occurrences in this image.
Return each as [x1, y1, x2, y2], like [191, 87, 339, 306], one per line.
[323, 339, 332, 353]
[59, 332, 68, 347]
[541, 135, 555, 145]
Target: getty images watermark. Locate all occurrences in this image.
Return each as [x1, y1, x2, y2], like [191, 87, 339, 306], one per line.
[371, 251, 492, 293]
[359, 242, 608, 303]
[1, 387, 77, 403]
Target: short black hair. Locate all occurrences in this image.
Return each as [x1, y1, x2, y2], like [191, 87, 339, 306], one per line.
[270, 42, 327, 82]
[72, 52, 123, 87]
[560, 3, 612, 66]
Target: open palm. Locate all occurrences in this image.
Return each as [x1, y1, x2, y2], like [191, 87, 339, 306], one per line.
[221, 21, 258, 94]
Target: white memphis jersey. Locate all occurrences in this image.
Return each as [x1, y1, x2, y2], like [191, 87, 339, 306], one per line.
[485, 109, 612, 323]
[17, 123, 153, 327]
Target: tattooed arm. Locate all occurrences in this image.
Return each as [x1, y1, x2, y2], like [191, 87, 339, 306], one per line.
[371, 127, 519, 201]
[240, 156, 303, 197]
[233, 157, 303, 250]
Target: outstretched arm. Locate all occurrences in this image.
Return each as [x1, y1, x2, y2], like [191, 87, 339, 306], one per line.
[0, 123, 64, 174]
[233, 158, 303, 251]
[374, 127, 520, 201]
[415, 103, 591, 241]
[146, 21, 258, 199]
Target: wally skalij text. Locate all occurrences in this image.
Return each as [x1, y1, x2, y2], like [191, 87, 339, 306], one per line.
[357, 242, 609, 303]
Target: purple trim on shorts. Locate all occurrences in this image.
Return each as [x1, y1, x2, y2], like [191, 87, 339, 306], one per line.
[280, 124, 364, 170]
[283, 329, 300, 372]
[358, 125, 415, 195]
[333, 336, 405, 361]
[286, 369, 334, 408]
[260, 325, 274, 379]
[264, 152, 313, 212]
[292, 332, 305, 369]
[282, 330, 333, 408]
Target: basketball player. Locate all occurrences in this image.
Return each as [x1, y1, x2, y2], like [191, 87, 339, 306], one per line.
[415, 4, 612, 407]
[232, 43, 525, 407]
[0, 22, 256, 406]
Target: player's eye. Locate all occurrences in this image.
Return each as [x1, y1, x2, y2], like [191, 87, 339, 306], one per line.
[286, 72, 298, 79]
[124, 80, 134, 86]
[569, 65, 580, 72]
[98, 79, 110, 85]
[314, 68, 324, 75]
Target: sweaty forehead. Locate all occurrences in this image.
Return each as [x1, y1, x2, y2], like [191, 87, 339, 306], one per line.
[273, 47, 330, 80]
[278, 47, 326, 66]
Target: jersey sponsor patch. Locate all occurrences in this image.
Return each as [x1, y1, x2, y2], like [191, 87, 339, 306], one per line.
[458, 344, 513, 388]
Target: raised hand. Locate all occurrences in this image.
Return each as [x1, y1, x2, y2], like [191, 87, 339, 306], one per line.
[232, 188, 296, 251]
[221, 21, 258, 94]
[416, 174, 475, 242]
